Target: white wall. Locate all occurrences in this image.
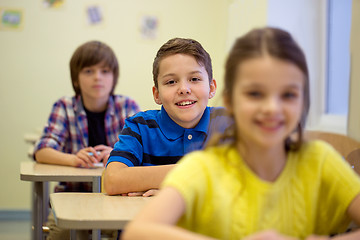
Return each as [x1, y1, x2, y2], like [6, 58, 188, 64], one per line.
[0, 0, 229, 210]
[221, 0, 268, 105]
[348, 0, 360, 141]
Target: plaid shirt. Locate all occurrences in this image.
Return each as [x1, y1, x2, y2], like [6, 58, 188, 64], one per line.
[33, 95, 140, 192]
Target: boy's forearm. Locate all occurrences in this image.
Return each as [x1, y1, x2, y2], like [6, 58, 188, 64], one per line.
[104, 162, 175, 195]
[35, 148, 74, 166]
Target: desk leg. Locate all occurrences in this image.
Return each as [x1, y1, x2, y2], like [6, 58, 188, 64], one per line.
[32, 182, 43, 240]
[92, 176, 102, 239]
[92, 229, 101, 240]
[43, 182, 49, 223]
[70, 229, 76, 240]
[92, 176, 101, 193]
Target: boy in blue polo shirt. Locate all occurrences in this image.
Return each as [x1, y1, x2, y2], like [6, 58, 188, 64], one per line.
[104, 38, 231, 196]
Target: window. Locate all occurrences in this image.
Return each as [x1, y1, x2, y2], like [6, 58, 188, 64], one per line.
[326, 0, 352, 115]
[266, 0, 352, 134]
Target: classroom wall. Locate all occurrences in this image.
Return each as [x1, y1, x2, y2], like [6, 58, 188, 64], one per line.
[0, 0, 269, 211]
[348, 0, 360, 141]
[0, 0, 227, 210]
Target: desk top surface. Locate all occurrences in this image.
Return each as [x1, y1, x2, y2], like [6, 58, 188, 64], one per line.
[50, 192, 151, 229]
[24, 133, 40, 144]
[20, 161, 104, 182]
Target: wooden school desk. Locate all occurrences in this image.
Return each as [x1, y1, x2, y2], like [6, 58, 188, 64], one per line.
[20, 161, 104, 240]
[50, 193, 151, 240]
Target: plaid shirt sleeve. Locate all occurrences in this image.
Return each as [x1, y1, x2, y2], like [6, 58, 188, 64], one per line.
[33, 97, 72, 155]
[125, 97, 141, 117]
[106, 95, 141, 147]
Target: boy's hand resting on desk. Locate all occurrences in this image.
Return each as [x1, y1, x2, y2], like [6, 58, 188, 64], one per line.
[73, 147, 100, 168]
[93, 144, 112, 165]
[73, 145, 113, 168]
[123, 189, 159, 197]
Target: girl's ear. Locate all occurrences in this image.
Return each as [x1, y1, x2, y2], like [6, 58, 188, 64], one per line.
[152, 86, 162, 105]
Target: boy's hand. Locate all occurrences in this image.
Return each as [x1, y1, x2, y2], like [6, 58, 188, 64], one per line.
[94, 145, 113, 165]
[73, 147, 99, 168]
[125, 189, 159, 197]
[142, 189, 158, 197]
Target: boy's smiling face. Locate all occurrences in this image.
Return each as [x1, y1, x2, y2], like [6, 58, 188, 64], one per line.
[153, 54, 216, 129]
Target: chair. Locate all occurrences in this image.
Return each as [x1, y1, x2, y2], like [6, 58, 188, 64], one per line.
[346, 148, 360, 230]
[346, 148, 360, 176]
[304, 130, 360, 158]
[305, 131, 360, 231]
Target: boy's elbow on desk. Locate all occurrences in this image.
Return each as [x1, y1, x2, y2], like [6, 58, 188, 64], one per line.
[103, 166, 130, 195]
[103, 170, 118, 195]
[34, 149, 50, 164]
[104, 185, 117, 196]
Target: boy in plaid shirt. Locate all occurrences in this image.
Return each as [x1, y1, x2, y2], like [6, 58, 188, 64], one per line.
[33, 40, 140, 239]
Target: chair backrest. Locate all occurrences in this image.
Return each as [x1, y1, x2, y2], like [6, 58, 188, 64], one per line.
[304, 130, 360, 158]
[346, 148, 360, 175]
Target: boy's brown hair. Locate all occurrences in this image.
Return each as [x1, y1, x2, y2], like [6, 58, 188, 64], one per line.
[152, 38, 213, 89]
[70, 41, 119, 96]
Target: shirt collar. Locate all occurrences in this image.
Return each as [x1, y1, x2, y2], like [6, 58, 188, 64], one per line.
[73, 95, 114, 116]
[158, 106, 210, 140]
[105, 96, 115, 116]
[74, 95, 85, 114]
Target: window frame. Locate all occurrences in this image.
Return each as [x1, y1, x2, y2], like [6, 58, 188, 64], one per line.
[305, 0, 347, 134]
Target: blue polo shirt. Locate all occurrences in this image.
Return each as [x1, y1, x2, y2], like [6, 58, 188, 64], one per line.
[107, 106, 231, 167]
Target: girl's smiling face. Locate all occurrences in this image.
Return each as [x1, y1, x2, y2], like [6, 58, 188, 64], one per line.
[227, 56, 305, 150]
